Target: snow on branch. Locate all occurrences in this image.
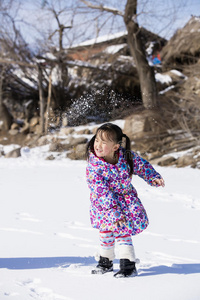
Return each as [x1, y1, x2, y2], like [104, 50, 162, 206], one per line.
[80, 0, 124, 16]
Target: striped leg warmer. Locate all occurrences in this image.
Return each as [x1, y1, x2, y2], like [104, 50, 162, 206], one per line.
[115, 234, 137, 262]
[99, 231, 115, 261]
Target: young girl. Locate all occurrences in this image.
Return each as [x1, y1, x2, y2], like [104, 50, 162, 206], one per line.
[86, 123, 165, 277]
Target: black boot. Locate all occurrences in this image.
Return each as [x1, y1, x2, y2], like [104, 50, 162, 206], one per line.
[114, 259, 137, 278]
[91, 256, 113, 274]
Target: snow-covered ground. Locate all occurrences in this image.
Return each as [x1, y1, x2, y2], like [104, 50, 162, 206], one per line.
[0, 149, 200, 299]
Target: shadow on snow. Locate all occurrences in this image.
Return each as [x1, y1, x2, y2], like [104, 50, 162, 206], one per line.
[0, 256, 95, 270]
[0, 257, 200, 276]
[139, 264, 200, 276]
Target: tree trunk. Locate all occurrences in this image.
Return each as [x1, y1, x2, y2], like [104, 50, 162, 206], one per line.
[45, 70, 52, 134]
[0, 67, 4, 116]
[124, 0, 158, 109]
[37, 64, 45, 134]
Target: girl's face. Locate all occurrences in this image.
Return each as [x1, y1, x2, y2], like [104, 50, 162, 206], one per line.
[94, 131, 120, 161]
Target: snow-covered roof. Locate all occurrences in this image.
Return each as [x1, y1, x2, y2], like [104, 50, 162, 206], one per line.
[103, 44, 127, 54]
[70, 31, 127, 48]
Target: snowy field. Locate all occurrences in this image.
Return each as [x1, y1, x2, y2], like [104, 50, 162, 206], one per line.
[0, 152, 200, 300]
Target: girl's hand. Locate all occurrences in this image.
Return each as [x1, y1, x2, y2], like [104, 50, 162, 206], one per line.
[114, 217, 126, 227]
[152, 178, 165, 187]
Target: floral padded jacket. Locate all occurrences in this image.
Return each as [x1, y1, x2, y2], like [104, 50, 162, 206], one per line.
[86, 147, 162, 236]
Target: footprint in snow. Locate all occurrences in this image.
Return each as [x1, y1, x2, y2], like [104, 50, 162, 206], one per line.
[16, 212, 42, 223]
[54, 232, 92, 242]
[64, 221, 93, 231]
[16, 278, 70, 299]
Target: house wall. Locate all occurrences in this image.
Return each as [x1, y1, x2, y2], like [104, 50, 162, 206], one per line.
[67, 44, 108, 61]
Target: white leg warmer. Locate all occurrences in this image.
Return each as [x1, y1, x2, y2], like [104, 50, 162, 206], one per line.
[99, 247, 115, 261]
[118, 245, 136, 262]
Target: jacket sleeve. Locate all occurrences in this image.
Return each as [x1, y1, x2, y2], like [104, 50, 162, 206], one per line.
[132, 151, 162, 186]
[86, 166, 124, 223]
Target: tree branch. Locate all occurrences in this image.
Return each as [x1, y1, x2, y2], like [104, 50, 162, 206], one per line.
[79, 0, 124, 16]
[0, 58, 35, 68]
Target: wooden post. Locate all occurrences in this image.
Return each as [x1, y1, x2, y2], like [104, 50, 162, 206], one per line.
[45, 70, 52, 134]
[37, 64, 45, 134]
[0, 67, 5, 117]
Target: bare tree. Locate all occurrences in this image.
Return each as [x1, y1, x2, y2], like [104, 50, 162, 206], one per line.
[79, 0, 158, 109]
[33, 0, 77, 52]
[47, 14, 72, 53]
[31, 0, 79, 111]
[124, 0, 157, 109]
[0, 1, 46, 133]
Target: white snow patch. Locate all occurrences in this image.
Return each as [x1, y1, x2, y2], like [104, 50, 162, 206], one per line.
[155, 73, 172, 84]
[104, 44, 126, 54]
[146, 42, 155, 55]
[12, 69, 36, 88]
[43, 52, 57, 60]
[159, 85, 175, 94]
[170, 69, 187, 78]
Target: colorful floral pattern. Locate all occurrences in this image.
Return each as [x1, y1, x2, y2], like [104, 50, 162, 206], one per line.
[86, 148, 162, 236]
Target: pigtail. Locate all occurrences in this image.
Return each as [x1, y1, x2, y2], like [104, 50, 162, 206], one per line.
[86, 135, 96, 160]
[122, 133, 134, 176]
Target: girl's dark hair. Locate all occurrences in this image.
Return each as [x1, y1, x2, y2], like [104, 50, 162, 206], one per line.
[86, 123, 133, 175]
